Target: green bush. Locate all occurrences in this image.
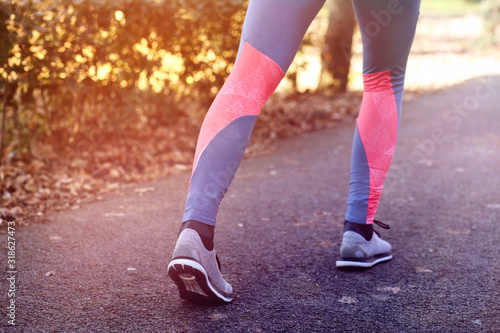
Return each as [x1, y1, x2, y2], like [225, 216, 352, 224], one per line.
[0, 0, 247, 162]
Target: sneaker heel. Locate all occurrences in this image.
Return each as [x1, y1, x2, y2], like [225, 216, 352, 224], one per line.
[178, 272, 208, 297]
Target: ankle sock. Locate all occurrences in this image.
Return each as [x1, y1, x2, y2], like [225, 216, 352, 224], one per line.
[179, 220, 215, 251]
[344, 220, 373, 241]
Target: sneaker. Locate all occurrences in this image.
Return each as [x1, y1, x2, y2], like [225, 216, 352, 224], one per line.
[336, 222, 393, 268]
[168, 229, 233, 304]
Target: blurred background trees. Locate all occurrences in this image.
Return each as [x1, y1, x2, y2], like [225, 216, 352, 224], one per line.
[0, 0, 245, 163]
[318, 0, 355, 93]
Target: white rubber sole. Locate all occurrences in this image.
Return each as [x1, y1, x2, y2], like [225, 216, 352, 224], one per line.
[168, 258, 232, 304]
[336, 254, 393, 268]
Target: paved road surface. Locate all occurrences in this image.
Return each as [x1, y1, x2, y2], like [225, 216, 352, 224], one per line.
[2, 76, 500, 332]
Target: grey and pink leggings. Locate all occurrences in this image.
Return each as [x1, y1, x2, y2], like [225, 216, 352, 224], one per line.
[182, 0, 421, 226]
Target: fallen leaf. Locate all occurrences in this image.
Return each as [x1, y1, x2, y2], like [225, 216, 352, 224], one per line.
[49, 235, 62, 242]
[209, 313, 228, 321]
[82, 183, 93, 192]
[293, 221, 316, 227]
[135, 187, 155, 193]
[25, 179, 38, 192]
[10, 206, 24, 218]
[403, 254, 420, 261]
[103, 212, 126, 217]
[59, 177, 73, 184]
[377, 286, 401, 294]
[444, 229, 471, 235]
[173, 164, 190, 171]
[338, 296, 357, 304]
[24, 197, 41, 205]
[109, 169, 121, 178]
[415, 266, 432, 273]
[371, 294, 390, 301]
[313, 241, 332, 247]
[313, 211, 333, 217]
[106, 183, 120, 191]
[417, 159, 433, 167]
[134, 187, 155, 196]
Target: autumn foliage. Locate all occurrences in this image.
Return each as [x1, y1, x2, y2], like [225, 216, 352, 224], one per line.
[0, 0, 249, 221]
[0, 0, 246, 162]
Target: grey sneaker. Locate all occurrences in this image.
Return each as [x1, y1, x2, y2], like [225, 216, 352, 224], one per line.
[336, 229, 393, 268]
[168, 229, 233, 304]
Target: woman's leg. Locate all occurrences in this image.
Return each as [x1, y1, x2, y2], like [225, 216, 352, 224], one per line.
[183, 0, 325, 227]
[170, 0, 325, 304]
[338, 0, 421, 268]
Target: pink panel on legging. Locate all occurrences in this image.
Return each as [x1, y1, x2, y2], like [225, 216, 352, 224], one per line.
[356, 70, 399, 224]
[191, 41, 284, 173]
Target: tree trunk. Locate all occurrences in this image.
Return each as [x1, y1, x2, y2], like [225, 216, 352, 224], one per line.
[318, 0, 356, 93]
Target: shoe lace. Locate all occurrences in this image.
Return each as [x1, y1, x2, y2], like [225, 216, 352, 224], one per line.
[373, 220, 390, 237]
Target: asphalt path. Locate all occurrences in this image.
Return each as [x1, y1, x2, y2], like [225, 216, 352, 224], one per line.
[1, 76, 500, 332]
